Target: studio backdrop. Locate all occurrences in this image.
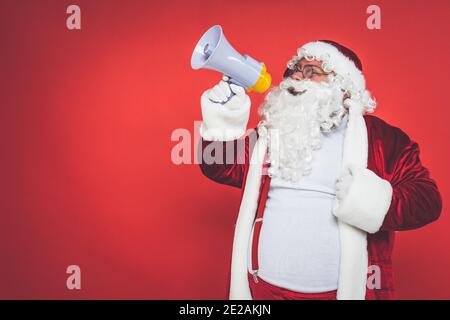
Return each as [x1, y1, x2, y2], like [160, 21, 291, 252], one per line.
[0, 0, 449, 299]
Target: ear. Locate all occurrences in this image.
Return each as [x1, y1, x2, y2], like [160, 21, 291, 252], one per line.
[283, 67, 294, 79]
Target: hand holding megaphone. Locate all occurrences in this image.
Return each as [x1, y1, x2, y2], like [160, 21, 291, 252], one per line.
[191, 25, 271, 95]
[206, 75, 248, 108]
[200, 74, 251, 140]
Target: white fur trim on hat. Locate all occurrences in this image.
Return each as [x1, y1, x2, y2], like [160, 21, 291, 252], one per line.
[299, 41, 365, 91]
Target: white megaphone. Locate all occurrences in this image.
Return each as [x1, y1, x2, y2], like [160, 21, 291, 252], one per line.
[191, 25, 271, 94]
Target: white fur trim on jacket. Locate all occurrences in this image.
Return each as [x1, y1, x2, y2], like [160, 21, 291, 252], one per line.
[334, 167, 393, 234]
[229, 126, 268, 300]
[199, 90, 251, 141]
[334, 102, 369, 300]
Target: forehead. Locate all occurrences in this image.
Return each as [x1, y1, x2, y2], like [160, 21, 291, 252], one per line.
[297, 58, 323, 67]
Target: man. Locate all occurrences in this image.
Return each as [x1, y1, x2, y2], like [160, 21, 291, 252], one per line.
[197, 40, 442, 300]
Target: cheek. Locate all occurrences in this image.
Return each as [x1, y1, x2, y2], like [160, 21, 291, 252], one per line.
[313, 75, 328, 83]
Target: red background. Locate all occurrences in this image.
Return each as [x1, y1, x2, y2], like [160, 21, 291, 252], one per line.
[0, 0, 449, 299]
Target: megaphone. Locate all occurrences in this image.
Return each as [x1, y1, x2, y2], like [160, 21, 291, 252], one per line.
[191, 25, 271, 94]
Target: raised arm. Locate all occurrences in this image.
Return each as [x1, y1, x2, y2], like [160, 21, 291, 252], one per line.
[197, 77, 255, 188]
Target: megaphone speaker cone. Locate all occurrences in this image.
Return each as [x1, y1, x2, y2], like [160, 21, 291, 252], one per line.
[191, 25, 271, 93]
[190, 25, 222, 70]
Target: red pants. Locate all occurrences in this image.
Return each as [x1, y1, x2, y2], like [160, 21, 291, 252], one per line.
[248, 272, 337, 300]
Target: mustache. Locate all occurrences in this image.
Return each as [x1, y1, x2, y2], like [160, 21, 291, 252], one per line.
[287, 87, 307, 96]
[280, 78, 315, 97]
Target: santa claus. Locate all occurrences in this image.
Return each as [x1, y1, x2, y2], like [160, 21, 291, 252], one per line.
[197, 40, 442, 300]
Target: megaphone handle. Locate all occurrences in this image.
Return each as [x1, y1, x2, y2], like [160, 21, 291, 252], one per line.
[208, 77, 236, 105]
[223, 77, 237, 101]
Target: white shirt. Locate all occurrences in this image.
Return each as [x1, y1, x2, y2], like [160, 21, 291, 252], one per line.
[247, 115, 348, 293]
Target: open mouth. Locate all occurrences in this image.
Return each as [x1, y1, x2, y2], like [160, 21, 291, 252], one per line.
[287, 87, 307, 96]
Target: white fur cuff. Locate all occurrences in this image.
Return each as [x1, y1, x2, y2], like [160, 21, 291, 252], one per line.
[334, 168, 393, 234]
[200, 91, 250, 142]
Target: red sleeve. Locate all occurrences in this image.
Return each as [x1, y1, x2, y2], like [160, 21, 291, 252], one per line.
[198, 129, 257, 189]
[379, 134, 442, 231]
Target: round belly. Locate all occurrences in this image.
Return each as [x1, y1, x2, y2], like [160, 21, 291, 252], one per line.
[254, 188, 340, 293]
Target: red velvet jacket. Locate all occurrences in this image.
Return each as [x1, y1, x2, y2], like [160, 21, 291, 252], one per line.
[199, 115, 442, 299]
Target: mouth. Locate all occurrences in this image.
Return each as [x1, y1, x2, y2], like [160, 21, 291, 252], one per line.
[287, 87, 307, 96]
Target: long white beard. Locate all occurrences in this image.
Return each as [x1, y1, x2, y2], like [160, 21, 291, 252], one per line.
[258, 77, 348, 182]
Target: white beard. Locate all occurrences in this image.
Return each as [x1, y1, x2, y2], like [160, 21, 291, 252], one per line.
[258, 77, 348, 182]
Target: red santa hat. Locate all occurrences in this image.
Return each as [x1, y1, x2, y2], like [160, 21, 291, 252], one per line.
[317, 40, 363, 71]
[284, 40, 376, 112]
